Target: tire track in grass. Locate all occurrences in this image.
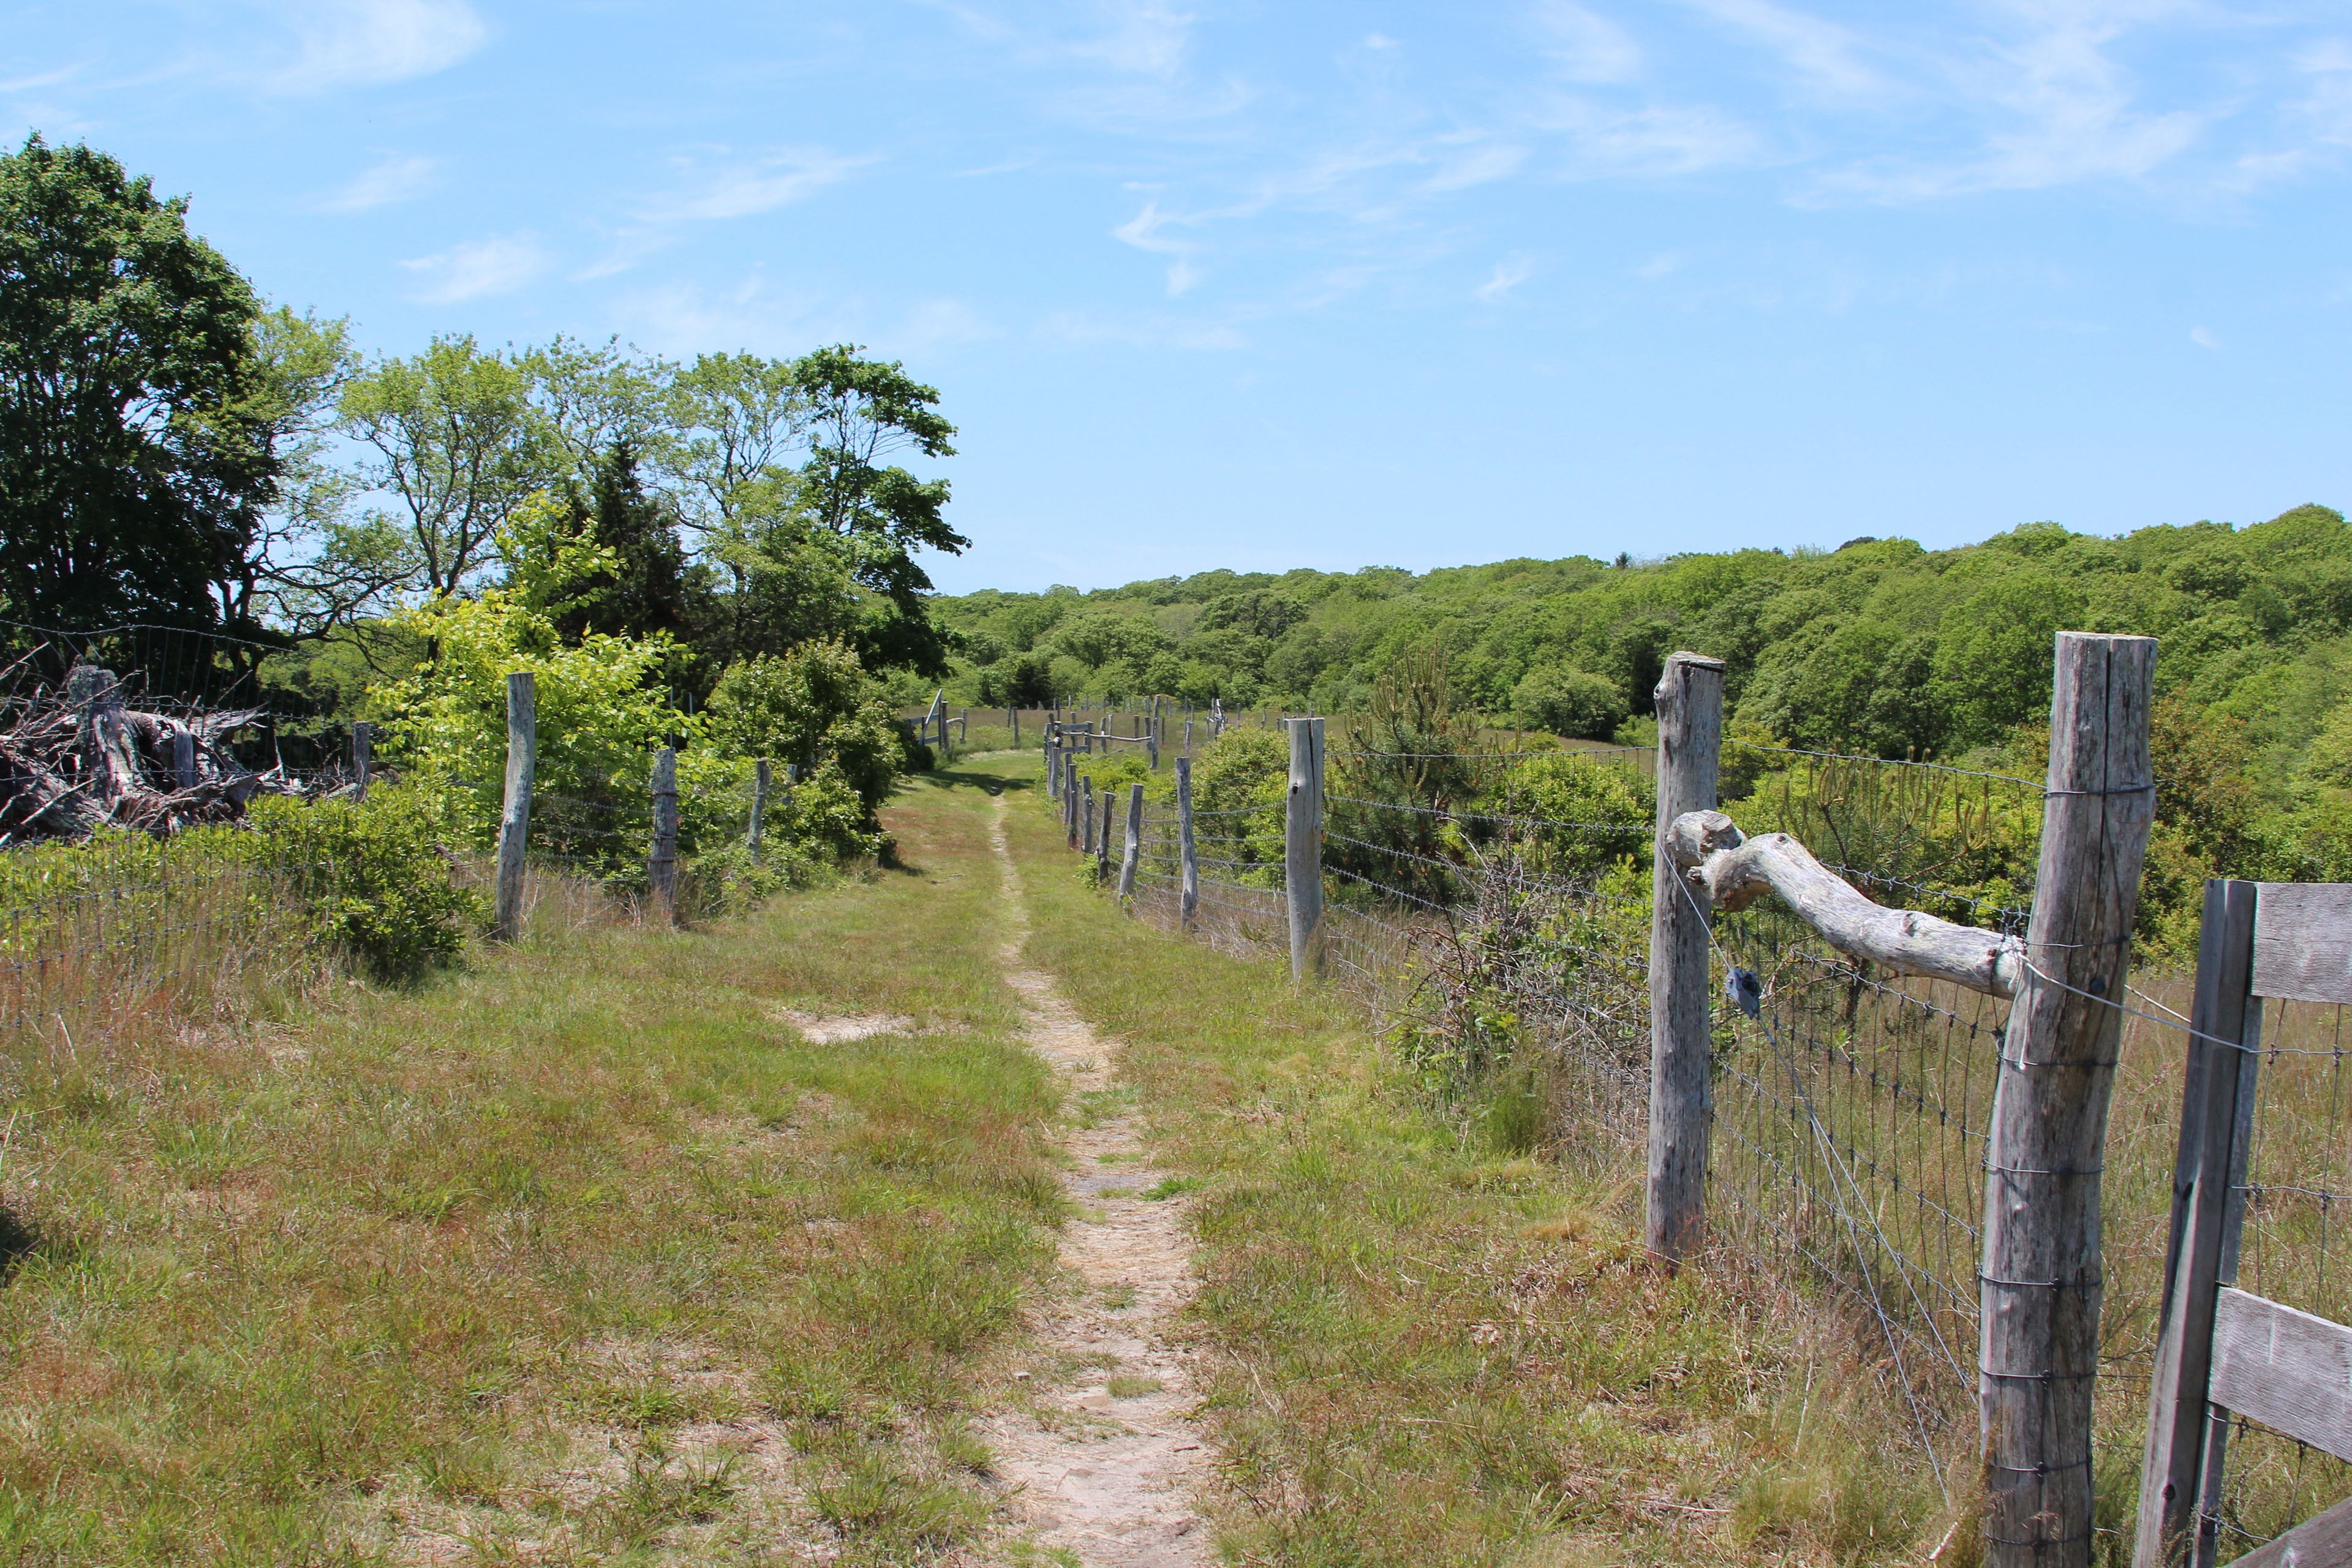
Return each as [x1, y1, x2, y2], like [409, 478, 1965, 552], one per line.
[979, 796, 1216, 1567]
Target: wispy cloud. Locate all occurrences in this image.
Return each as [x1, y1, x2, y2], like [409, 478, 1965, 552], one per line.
[645, 147, 874, 222]
[317, 152, 438, 212]
[271, 0, 486, 92]
[1477, 253, 1537, 301]
[398, 233, 548, 302]
[1069, 2, 1196, 77]
[1533, 1, 1643, 85]
[2190, 324, 2219, 349]
[1534, 97, 1765, 177]
[1687, 0, 1885, 100]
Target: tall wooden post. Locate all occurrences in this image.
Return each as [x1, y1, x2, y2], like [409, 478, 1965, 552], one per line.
[1981, 632, 2157, 1568]
[649, 746, 680, 924]
[352, 722, 373, 800]
[1098, 789, 1116, 881]
[492, 671, 536, 943]
[1118, 783, 1144, 899]
[1646, 652, 1725, 1263]
[1285, 717, 1325, 982]
[1177, 755, 1198, 930]
[2134, 880, 2261, 1568]
[1082, 777, 1096, 855]
[750, 758, 772, 862]
[1010, 706, 1019, 746]
[1066, 763, 1080, 846]
[170, 725, 198, 792]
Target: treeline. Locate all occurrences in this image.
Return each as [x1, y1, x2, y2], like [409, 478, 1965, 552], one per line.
[937, 503, 2352, 900]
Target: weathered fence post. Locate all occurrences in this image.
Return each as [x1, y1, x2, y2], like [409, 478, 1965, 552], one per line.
[1082, 777, 1096, 855]
[1066, 764, 1080, 846]
[171, 725, 198, 792]
[1118, 783, 1144, 899]
[649, 746, 680, 924]
[1646, 651, 1725, 1264]
[1981, 631, 2157, 1568]
[749, 758, 772, 862]
[1285, 716, 1325, 982]
[1098, 789, 1116, 881]
[352, 722, 373, 799]
[1010, 706, 1019, 746]
[2134, 879, 2260, 1568]
[492, 671, 536, 943]
[1177, 755, 1198, 930]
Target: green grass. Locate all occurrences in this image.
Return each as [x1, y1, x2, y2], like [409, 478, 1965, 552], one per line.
[979, 748, 1948, 1567]
[0, 767, 1060, 1564]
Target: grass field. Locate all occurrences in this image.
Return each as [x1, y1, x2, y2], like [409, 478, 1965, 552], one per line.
[0, 751, 1947, 1566]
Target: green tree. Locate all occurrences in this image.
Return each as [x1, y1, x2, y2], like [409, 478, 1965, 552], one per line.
[1511, 665, 1626, 739]
[705, 639, 904, 816]
[0, 135, 276, 638]
[339, 335, 555, 596]
[794, 344, 967, 676]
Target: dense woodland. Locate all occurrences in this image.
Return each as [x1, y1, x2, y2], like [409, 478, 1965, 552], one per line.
[938, 504, 2352, 905]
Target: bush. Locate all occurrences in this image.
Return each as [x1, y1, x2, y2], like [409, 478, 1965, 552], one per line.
[707, 641, 904, 815]
[1511, 665, 1626, 739]
[1482, 752, 1651, 882]
[248, 785, 486, 982]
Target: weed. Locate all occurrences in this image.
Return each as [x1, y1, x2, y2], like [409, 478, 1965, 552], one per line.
[1105, 1376, 1163, 1398]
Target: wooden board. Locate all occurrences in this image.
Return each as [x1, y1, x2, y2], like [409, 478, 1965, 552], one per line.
[2211, 1287, 2352, 1463]
[2223, 1489, 2352, 1567]
[2253, 884, 2352, 1004]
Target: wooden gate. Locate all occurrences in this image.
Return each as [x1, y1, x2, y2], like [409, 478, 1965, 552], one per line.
[2136, 880, 2352, 1567]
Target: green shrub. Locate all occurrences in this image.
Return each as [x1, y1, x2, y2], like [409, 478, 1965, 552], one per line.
[1511, 665, 1627, 740]
[248, 786, 486, 982]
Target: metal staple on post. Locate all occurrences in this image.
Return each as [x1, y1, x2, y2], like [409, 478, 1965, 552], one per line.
[649, 746, 680, 924]
[1647, 650, 1725, 1264]
[492, 671, 536, 943]
[749, 758, 772, 862]
[1285, 716, 1325, 982]
[1177, 755, 1198, 930]
[1118, 783, 1143, 899]
[1980, 631, 2157, 1568]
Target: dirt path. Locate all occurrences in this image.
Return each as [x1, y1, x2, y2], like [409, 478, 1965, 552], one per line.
[979, 799, 1218, 1567]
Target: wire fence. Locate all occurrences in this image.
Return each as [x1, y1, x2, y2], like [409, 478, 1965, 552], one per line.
[1046, 712, 2307, 1552]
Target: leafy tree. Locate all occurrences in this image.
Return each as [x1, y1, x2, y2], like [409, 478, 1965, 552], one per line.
[1511, 665, 1626, 739]
[339, 336, 555, 596]
[704, 640, 904, 816]
[0, 135, 276, 639]
[793, 344, 966, 676]
[524, 334, 672, 481]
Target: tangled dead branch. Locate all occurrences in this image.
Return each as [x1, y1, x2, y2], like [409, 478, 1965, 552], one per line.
[0, 660, 311, 844]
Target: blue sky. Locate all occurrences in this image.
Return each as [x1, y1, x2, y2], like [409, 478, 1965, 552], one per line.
[7, 1, 2351, 593]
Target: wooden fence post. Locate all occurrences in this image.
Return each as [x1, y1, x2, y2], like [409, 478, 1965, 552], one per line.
[1010, 706, 1019, 746]
[1066, 763, 1080, 846]
[1177, 755, 1198, 930]
[352, 721, 373, 800]
[749, 758, 772, 862]
[1081, 777, 1095, 854]
[649, 746, 679, 924]
[492, 671, 535, 943]
[1098, 788, 1116, 881]
[171, 725, 198, 792]
[1286, 716, 1325, 982]
[2134, 879, 2260, 1568]
[1980, 631, 2157, 1568]
[1646, 651, 1725, 1263]
[1118, 783, 1143, 899]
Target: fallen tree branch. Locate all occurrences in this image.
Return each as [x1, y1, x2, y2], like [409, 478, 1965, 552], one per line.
[1667, 809, 2024, 997]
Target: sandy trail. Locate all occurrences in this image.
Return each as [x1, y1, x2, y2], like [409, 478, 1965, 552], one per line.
[978, 797, 1217, 1567]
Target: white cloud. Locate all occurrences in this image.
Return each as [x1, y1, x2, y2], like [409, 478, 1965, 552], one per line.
[1114, 198, 1194, 254]
[646, 148, 873, 222]
[398, 234, 549, 303]
[1533, 1, 1642, 85]
[273, 0, 485, 92]
[2190, 325, 2218, 349]
[1686, 0, 1884, 100]
[1363, 32, 1400, 51]
[1166, 257, 1205, 295]
[1534, 97, 1765, 177]
[317, 153, 438, 213]
[1477, 254, 1537, 302]
[1423, 139, 1531, 192]
[1070, 2, 1196, 78]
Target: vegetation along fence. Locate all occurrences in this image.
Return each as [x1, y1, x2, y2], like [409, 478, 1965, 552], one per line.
[1042, 636, 2352, 1568]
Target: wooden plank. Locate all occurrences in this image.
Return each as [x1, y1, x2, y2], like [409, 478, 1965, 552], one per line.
[2222, 1489, 2352, 1567]
[2135, 880, 2262, 1568]
[2211, 1288, 2352, 1463]
[1981, 633, 2158, 1568]
[1646, 652, 1724, 1264]
[2252, 883, 2352, 1004]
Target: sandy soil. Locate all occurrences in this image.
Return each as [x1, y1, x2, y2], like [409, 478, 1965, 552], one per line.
[978, 798, 1218, 1567]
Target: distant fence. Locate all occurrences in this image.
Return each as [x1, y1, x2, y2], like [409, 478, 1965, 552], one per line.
[1042, 638, 2352, 1568]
